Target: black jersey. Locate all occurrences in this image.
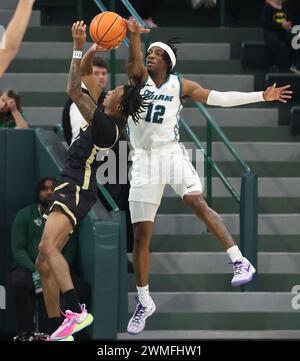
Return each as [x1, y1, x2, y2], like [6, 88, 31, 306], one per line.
[61, 106, 125, 192]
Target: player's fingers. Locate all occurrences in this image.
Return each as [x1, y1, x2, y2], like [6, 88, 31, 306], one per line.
[279, 84, 291, 90]
[281, 95, 292, 99]
[278, 98, 287, 103]
[272, 82, 277, 88]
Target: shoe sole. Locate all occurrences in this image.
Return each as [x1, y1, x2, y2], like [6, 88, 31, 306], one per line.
[231, 266, 256, 287]
[127, 303, 157, 336]
[51, 313, 94, 340]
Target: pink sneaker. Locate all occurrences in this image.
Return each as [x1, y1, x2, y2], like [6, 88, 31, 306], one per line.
[143, 17, 158, 28]
[50, 304, 93, 340]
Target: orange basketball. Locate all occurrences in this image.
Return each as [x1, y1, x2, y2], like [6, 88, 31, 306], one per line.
[89, 11, 126, 49]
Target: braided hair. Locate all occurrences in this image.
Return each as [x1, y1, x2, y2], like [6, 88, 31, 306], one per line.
[119, 83, 148, 125]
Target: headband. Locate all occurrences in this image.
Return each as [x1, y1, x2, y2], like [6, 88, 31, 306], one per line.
[147, 41, 176, 69]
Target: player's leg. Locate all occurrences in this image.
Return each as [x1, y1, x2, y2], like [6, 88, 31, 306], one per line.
[35, 254, 61, 329]
[170, 145, 255, 286]
[127, 202, 159, 335]
[37, 210, 93, 339]
[183, 193, 255, 286]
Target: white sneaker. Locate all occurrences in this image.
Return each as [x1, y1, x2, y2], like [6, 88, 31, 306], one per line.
[290, 64, 300, 74]
[127, 296, 156, 335]
[231, 257, 256, 287]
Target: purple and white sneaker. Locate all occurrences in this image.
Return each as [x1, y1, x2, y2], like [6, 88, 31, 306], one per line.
[231, 257, 256, 287]
[127, 296, 156, 335]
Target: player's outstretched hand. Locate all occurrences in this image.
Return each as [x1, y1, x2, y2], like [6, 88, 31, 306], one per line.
[72, 20, 87, 49]
[263, 83, 293, 103]
[124, 18, 151, 34]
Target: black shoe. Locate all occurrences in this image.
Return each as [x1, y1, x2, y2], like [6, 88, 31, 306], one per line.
[290, 64, 300, 74]
[13, 331, 35, 341]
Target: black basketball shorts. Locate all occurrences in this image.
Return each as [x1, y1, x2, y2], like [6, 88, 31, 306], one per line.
[43, 178, 97, 228]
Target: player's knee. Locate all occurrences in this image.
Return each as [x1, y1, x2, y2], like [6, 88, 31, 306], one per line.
[35, 255, 49, 276]
[185, 195, 208, 215]
[134, 228, 151, 249]
[38, 235, 56, 259]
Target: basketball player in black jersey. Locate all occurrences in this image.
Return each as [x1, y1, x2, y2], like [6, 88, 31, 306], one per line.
[35, 21, 146, 341]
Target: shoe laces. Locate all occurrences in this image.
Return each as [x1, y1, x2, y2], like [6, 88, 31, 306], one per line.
[230, 259, 245, 276]
[60, 303, 85, 324]
[132, 298, 147, 324]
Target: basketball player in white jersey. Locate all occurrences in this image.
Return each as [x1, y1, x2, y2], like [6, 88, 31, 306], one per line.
[124, 19, 293, 335]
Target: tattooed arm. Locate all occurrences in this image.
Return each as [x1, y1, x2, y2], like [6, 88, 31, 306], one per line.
[67, 21, 96, 125]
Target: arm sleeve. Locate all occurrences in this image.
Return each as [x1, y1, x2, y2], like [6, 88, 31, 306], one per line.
[11, 210, 36, 272]
[207, 90, 265, 108]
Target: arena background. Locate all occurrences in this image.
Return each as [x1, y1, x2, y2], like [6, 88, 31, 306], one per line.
[0, 0, 300, 341]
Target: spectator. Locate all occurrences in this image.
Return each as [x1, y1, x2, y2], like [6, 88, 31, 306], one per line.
[9, 177, 90, 341]
[263, 0, 300, 73]
[62, 50, 108, 145]
[0, 89, 28, 129]
[0, 0, 36, 77]
[125, 0, 161, 28]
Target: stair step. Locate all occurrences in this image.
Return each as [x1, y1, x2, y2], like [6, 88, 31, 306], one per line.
[164, 178, 300, 198]
[118, 330, 300, 340]
[159, 198, 300, 214]
[182, 107, 279, 126]
[151, 235, 300, 253]
[12, 42, 230, 61]
[183, 126, 296, 142]
[124, 312, 300, 330]
[0, 73, 254, 92]
[8, 59, 244, 74]
[183, 142, 300, 161]
[0, 0, 19, 9]
[128, 292, 296, 313]
[154, 214, 300, 235]
[23, 107, 279, 128]
[0, 9, 40, 27]
[127, 274, 300, 292]
[23, 27, 263, 43]
[128, 252, 300, 274]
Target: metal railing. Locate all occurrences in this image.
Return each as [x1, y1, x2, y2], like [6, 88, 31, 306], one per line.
[92, 0, 258, 291]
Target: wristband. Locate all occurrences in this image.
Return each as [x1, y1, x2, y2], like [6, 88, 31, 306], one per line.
[73, 50, 83, 59]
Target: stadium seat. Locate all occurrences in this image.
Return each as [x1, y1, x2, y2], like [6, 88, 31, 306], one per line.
[241, 41, 290, 69]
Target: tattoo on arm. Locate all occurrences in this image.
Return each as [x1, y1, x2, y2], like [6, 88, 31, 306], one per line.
[74, 93, 97, 125]
[67, 55, 96, 124]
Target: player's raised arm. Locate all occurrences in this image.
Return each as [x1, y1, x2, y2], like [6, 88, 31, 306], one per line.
[67, 21, 96, 125]
[125, 19, 150, 84]
[0, 0, 36, 77]
[182, 79, 293, 107]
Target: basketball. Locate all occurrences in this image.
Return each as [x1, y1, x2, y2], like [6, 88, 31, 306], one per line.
[89, 11, 126, 49]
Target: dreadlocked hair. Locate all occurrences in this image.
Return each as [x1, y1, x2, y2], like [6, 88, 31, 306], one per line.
[119, 83, 148, 125]
[163, 37, 181, 74]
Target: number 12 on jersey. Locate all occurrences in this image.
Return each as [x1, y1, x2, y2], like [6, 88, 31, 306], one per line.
[145, 104, 166, 124]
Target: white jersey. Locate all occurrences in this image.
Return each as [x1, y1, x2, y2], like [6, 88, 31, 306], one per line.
[128, 73, 183, 150]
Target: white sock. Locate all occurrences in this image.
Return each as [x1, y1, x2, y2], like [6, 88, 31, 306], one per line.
[226, 245, 243, 263]
[137, 285, 151, 307]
